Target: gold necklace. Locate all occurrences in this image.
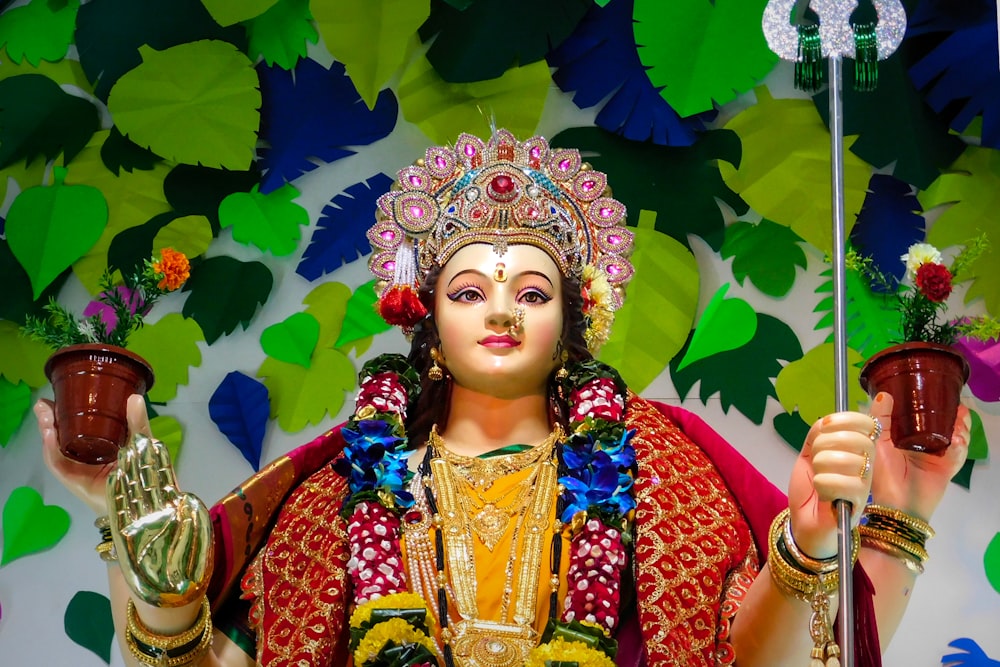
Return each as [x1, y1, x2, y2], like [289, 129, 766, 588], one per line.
[428, 426, 559, 490]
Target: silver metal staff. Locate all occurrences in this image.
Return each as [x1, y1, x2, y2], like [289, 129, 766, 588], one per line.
[763, 2, 907, 664]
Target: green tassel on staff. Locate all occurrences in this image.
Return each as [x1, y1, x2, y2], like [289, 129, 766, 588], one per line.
[853, 21, 878, 92]
[795, 22, 825, 92]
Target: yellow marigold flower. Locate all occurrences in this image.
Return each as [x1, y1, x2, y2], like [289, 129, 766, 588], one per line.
[581, 264, 615, 353]
[152, 248, 190, 291]
[349, 592, 431, 629]
[525, 637, 616, 667]
[352, 618, 437, 666]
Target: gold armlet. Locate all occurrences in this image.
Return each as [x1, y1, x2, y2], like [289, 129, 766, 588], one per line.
[125, 597, 213, 667]
[94, 516, 117, 563]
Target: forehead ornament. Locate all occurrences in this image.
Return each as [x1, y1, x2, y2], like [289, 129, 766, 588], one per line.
[493, 263, 507, 283]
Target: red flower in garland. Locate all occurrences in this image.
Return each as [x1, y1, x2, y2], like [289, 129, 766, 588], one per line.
[915, 262, 953, 303]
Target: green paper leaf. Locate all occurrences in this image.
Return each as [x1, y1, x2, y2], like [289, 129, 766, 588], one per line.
[985, 532, 1000, 595]
[154, 215, 214, 261]
[302, 281, 353, 350]
[0, 0, 78, 67]
[720, 87, 870, 254]
[634, 0, 777, 117]
[149, 415, 183, 465]
[6, 167, 109, 298]
[721, 219, 808, 297]
[676, 284, 757, 371]
[182, 256, 274, 344]
[128, 313, 205, 403]
[923, 146, 1000, 317]
[0, 235, 71, 326]
[163, 163, 261, 234]
[219, 184, 309, 256]
[773, 409, 811, 453]
[260, 312, 320, 368]
[107, 40, 261, 170]
[774, 342, 868, 426]
[0, 49, 91, 89]
[0, 320, 51, 387]
[107, 211, 181, 279]
[398, 55, 550, 146]
[1, 486, 70, 565]
[967, 409, 988, 462]
[201, 0, 279, 26]
[815, 267, 901, 360]
[670, 314, 803, 425]
[0, 73, 100, 169]
[950, 457, 974, 489]
[314, 0, 429, 108]
[0, 151, 47, 219]
[244, 0, 317, 70]
[335, 280, 391, 348]
[598, 224, 699, 392]
[0, 377, 32, 447]
[64, 590, 114, 664]
[100, 126, 163, 175]
[257, 347, 356, 432]
[551, 126, 745, 251]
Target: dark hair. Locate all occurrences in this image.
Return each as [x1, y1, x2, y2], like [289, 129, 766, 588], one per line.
[406, 259, 591, 448]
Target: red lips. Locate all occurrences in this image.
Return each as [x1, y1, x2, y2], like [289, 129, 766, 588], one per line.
[479, 335, 520, 348]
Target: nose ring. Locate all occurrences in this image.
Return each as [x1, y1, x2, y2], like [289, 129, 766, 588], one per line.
[509, 307, 525, 335]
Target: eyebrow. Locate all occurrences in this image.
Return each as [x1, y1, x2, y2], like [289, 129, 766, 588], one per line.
[447, 268, 554, 287]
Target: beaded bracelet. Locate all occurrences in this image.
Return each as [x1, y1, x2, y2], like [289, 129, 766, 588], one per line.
[859, 504, 933, 574]
[125, 597, 213, 667]
[94, 516, 117, 563]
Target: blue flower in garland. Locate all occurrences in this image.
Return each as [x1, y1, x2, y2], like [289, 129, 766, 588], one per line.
[563, 427, 636, 470]
[559, 451, 636, 523]
[334, 419, 414, 508]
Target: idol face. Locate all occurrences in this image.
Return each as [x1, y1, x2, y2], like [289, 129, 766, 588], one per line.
[434, 244, 564, 399]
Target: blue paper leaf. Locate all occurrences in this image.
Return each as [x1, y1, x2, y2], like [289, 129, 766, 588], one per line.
[941, 637, 1000, 667]
[548, 0, 709, 146]
[848, 173, 926, 285]
[909, 7, 1000, 149]
[256, 59, 398, 194]
[208, 371, 270, 471]
[296, 173, 393, 280]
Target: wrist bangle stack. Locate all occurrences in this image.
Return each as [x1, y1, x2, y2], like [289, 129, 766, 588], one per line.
[859, 504, 933, 574]
[767, 508, 859, 601]
[94, 516, 117, 563]
[125, 597, 213, 667]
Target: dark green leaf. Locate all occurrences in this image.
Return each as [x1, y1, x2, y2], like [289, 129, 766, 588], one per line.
[163, 163, 261, 234]
[950, 458, 975, 489]
[721, 219, 807, 297]
[106, 211, 179, 278]
[0, 238, 70, 325]
[100, 125, 162, 175]
[181, 256, 273, 344]
[64, 590, 114, 663]
[773, 410, 811, 453]
[550, 126, 746, 251]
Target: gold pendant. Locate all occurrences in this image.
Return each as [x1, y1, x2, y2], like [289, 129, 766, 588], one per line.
[472, 504, 508, 551]
[450, 619, 537, 667]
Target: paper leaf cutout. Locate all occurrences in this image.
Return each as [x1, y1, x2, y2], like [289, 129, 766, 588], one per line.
[6, 167, 108, 298]
[398, 55, 550, 146]
[336, 280, 392, 348]
[721, 218, 807, 297]
[814, 267, 900, 361]
[64, 590, 114, 664]
[0, 47, 91, 89]
[548, 0, 707, 145]
[127, 313, 205, 403]
[909, 14, 1000, 149]
[720, 87, 869, 255]
[107, 211, 182, 279]
[148, 414, 183, 466]
[0, 73, 100, 169]
[260, 312, 320, 368]
[966, 409, 989, 462]
[219, 184, 309, 256]
[634, 0, 777, 118]
[923, 146, 1000, 317]
[598, 225, 699, 392]
[100, 126, 162, 176]
[953, 335, 1000, 403]
[418, 0, 588, 83]
[302, 282, 352, 350]
[181, 256, 274, 344]
[201, 0, 279, 26]
[0, 377, 31, 447]
[775, 343, 868, 426]
[244, 0, 316, 70]
[297, 173, 392, 280]
[813, 56, 966, 190]
[0, 320, 50, 387]
[0, 152, 46, 222]
[676, 284, 756, 371]
[163, 163, 261, 234]
[0, 234, 70, 325]
[107, 40, 261, 170]
[985, 533, 1000, 596]
[154, 215, 214, 261]
[1, 486, 70, 565]
[552, 126, 744, 251]
[773, 410, 812, 452]
[848, 174, 925, 284]
[209, 371, 269, 471]
[258, 347, 356, 432]
[313, 0, 428, 108]
[670, 314, 803, 425]
[75, 0, 247, 100]
[0, 0, 78, 67]
[942, 637, 1000, 666]
[257, 58, 398, 194]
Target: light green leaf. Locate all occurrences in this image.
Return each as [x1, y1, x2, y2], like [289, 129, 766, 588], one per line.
[0, 320, 50, 388]
[0, 46, 91, 89]
[302, 282, 353, 350]
[260, 312, 320, 368]
[149, 415, 183, 466]
[815, 267, 901, 360]
[775, 342, 869, 425]
[127, 313, 205, 403]
[201, 0, 280, 26]
[154, 215, 214, 260]
[0, 0, 78, 67]
[598, 223, 699, 392]
[244, 0, 317, 70]
[0, 377, 32, 447]
[258, 347, 356, 432]
[107, 41, 261, 170]
[676, 284, 757, 371]
[314, 0, 430, 108]
[336, 280, 391, 348]
[219, 184, 309, 256]
[720, 87, 871, 254]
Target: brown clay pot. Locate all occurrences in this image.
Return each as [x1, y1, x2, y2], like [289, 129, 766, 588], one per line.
[44, 344, 155, 465]
[859, 342, 969, 455]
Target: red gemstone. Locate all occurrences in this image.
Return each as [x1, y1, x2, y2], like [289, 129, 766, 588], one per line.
[491, 174, 515, 194]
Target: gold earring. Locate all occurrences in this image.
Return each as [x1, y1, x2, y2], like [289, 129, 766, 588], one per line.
[555, 348, 569, 381]
[429, 347, 445, 381]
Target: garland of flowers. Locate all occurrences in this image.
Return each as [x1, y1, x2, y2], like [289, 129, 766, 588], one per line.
[334, 355, 636, 667]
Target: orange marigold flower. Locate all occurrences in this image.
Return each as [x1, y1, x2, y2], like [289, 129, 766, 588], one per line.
[153, 248, 190, 291]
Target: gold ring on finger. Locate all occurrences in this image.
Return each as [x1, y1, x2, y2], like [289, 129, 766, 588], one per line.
[867, 416, 883, 442]
[858, 451, 872, 480]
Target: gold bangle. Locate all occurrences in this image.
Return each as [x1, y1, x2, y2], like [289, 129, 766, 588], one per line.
[768, 509, 860, 601]
[95, 540, 117, 563]
[126, 597, 211, 652]
[863, 504, 934, 540]
[859, 525, 929, 564]
[782, 513, 838, 574]
[860, 535, 925, 574]
[125, 622, 212, 667]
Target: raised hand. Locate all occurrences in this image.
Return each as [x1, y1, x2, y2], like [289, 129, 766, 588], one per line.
[107, 431, 214, 608]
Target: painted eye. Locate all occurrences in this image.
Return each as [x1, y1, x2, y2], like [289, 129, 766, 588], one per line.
[449, 288, 484, 303]
[519, 289, 551, 304]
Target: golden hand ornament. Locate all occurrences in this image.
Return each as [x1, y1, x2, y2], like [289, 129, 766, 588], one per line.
[106, 433, 214, 608]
